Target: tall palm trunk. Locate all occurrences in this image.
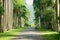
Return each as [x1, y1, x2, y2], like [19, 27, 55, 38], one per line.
[18, 16, 21, 27]
[13, 13, 18, 28]
[0, 16, 3, 32]
[20, 17, 21, 27]
[56, 0, 59, 31]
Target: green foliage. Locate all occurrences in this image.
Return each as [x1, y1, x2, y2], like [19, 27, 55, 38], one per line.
[13, 0, 28, 20]
[13, 0, 30, 27]
[24, 19, 30, 27]
[58, 16, 60, 23]
[13, 0, 25, 13]
[33, 0, 56, 29]
[38, 27, 59, 40]
[0, 28, 25, 40]
[13, 0, 25, 5]
[58, 16, 60, 20]
[35, 8, 40, 18]
[41, 8, 55, 29]
[43, 7, 55, 22]
[59, 0, 60, 3]
[0, 4, 4, 16]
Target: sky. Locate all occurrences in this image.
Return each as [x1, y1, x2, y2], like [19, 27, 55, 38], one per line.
[25, 0, 35, 24]
[25, 0, 33, 5]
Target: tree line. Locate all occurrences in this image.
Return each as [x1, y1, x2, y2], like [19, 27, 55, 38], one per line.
[33, 0, 60, 32]
[0, 0, 30, 33]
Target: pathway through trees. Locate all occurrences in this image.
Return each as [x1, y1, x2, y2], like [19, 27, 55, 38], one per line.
[12, 27, 45, 40]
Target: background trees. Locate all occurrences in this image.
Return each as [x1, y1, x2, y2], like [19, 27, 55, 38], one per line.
[0, 0, 59, 33]
[13, 0, 30, 28]
[33, 0, 60, 31]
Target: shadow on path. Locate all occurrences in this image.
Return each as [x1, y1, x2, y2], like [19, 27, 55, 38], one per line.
[12, 27, 45, 40]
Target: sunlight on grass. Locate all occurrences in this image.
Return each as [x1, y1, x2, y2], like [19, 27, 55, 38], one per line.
[38, 27, 60, 40]
[39, 32, 58, 35]
[0, 28, 25, 40]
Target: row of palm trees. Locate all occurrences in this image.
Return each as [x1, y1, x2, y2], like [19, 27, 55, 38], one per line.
[33, 0, 60, 32]
[0, 0, 28, 33]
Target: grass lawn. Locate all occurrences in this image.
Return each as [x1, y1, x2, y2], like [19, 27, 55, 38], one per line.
[0, 27, 25, 40]
[38, 28, 60, 40]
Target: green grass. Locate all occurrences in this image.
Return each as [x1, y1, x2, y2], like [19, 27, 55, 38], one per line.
[0, 27, 25, 40]
[38, 27, 60, 40]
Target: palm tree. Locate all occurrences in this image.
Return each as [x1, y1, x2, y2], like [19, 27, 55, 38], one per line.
[56, 0, 59, 32]
[0, 2, 4, 32]
[13, 0, 27, 27]
[33, 0, 57, 30]
[13, 0, 20, 28]
[17, 6, 27, 27]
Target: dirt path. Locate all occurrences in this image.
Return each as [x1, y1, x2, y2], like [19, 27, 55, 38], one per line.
[12, 27, 45, 40]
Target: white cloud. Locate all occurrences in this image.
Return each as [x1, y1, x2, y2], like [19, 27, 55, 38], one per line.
[25, 0, 33, 5]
